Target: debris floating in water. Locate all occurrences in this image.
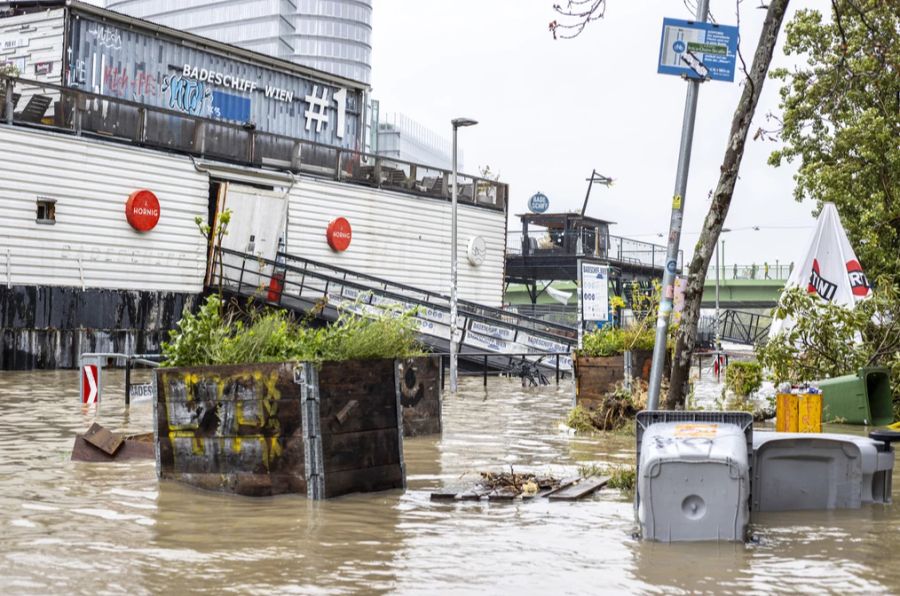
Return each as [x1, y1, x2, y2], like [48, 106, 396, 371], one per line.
[430, 469, 609, 502]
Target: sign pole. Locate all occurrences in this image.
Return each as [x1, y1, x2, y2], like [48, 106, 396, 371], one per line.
[577, 258, 584, 351]
[647, 0, 710, 411]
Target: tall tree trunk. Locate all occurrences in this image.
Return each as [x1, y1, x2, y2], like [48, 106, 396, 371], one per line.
[664, 0, 791, 408]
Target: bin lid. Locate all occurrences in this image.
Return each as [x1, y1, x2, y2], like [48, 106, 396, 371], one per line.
[639, 422, 748, 465]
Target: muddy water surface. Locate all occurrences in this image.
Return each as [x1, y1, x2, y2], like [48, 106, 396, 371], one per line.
[1, 370, 898, 594]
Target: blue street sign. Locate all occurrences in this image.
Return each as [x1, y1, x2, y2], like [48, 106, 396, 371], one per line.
[657, 18, 739, 82]
[528, 192, 550, 213]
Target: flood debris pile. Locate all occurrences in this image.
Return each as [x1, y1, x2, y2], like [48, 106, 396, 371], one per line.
[567, 380, 651, 432]
[431, 470, 610, 502]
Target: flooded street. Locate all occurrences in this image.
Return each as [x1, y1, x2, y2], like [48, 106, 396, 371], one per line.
[1, 370, 899, 594]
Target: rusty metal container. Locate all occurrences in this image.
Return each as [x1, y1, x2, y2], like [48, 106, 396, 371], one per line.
[154, 356, 440, 498]
[574, 350, 654, 411]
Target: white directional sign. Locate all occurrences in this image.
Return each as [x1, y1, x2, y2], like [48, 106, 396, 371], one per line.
[128, 383, 154, 403]
[81, 361, 101, 404]
[580, 262, 610, 322]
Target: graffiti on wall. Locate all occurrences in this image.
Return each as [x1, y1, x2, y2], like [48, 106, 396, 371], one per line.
[102, 65, 159, 99]
[162, 73, 212, 117]
[87, 23, 122, 51]
[73, 16, 362, 145]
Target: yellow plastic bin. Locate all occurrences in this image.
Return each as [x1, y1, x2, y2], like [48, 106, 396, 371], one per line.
[776, 393, 822, 433]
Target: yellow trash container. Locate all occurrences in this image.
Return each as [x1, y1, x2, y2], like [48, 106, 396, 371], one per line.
[776, 393, 822, 433]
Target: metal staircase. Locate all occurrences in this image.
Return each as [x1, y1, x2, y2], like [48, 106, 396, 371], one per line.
[211, 247, 576, 372]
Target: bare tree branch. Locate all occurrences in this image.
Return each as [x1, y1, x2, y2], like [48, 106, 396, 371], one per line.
[549, 0, 607, 39]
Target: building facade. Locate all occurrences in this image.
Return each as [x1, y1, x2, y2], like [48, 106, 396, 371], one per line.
[0, 2, 509, 370]
[105, 0, 373, 86]
[377, 112, 460, 172]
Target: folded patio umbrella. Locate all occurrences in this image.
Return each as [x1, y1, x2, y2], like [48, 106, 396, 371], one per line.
[769, 202, 870, 338]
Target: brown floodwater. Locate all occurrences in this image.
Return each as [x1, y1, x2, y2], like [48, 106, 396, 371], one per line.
[1, 370, 899, 594]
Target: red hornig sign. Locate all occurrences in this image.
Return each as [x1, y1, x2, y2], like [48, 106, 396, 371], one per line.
[126, 189, 161, 232]
[326, 217, 352, 251]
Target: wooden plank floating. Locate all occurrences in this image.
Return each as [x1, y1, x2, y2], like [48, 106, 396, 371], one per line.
[71, 426, 154, 462]
[430, 475, 609, 502]
[155, 356, 441, 499]
[535, 476, 580, 499]
[548, 476, 610, 501]
[82, 422, 124, 456]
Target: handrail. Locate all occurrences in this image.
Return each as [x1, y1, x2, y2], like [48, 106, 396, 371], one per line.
[706, 263, 793, 281]
[271, 250, 576, 336]
[215, 247, 576, 343]
[216, 248, 575, 343]
[0, 74, 507, 210]
[506, 230, 682, 270]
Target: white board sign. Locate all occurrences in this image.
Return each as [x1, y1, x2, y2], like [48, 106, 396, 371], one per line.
[581, 262, 609, 322]
[468, 320, 516, 342]
[128, 383, 154, 403]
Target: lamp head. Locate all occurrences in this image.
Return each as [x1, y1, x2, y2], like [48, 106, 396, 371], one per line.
[451, 117, 478, 129]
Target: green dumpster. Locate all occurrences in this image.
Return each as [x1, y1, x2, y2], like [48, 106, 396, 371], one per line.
[816, 367, 894, 426]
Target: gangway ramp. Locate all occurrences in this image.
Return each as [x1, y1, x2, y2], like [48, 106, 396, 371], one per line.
[212, 248, 576, 372]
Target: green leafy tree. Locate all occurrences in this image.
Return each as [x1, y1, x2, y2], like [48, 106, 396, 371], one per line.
[757, 282, 900, 406]
[768, 1, 900, 284]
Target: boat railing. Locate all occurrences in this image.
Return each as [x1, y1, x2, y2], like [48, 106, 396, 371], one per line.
[506, 230, 682, 270]
[0, 74, 507, 211]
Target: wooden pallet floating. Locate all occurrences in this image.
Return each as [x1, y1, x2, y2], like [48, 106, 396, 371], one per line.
[430, 475, 610, 502]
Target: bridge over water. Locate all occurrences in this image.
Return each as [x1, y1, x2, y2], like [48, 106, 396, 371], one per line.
[701, 263, 789, 309]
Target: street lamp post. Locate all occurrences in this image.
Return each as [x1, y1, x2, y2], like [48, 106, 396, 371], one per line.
[715, 229, 730, 349]
[449, 117, 478, 393]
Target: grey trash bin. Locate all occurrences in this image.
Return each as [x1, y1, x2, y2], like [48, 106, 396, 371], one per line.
[636, 411, 752, 542]
[752, 431, 895, 511]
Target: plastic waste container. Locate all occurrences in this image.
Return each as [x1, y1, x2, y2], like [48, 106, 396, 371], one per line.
[752, 431, 895, 511]
[815, 367, 893, 426]
[636, 411, 752, 542]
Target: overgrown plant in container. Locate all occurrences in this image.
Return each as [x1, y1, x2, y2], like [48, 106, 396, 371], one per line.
[154, 294, 440, 499]
[574, 285, 671, 412]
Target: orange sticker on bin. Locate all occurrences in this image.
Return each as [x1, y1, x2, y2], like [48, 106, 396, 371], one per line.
[674, 423, 718, 438]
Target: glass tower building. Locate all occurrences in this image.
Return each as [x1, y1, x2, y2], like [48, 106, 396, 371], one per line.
[105, 0, 373, 85]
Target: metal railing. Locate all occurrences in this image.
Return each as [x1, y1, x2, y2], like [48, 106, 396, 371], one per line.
[718, 310, 772, 346]
[506, 230, 683, 270]
[706, 263, 793, 281]
[0, 74, 507, 211]
[211, 246, 577, 371]
[504, 304, 578, 327]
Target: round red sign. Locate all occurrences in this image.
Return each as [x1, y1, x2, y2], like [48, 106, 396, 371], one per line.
[125, 189, 160, 232]
[326, 217, 352, 251]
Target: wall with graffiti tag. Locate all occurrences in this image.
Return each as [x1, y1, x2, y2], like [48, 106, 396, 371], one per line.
[65, 13, 363, 149]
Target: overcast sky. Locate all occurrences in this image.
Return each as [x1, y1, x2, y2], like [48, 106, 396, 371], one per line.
[371, 0, 823, 267]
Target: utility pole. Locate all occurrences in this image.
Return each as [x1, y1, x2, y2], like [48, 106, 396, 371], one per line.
[647, 0, 710, 410]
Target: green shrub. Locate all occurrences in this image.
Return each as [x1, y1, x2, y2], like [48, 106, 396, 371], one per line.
[162, 295, 424, 367]
[565, 405, 597, 434]
[758, 282, 900, 409]
[578, 324, 656, 357]
[161, 294, 231, 367]
[724, 361, 763, 397]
